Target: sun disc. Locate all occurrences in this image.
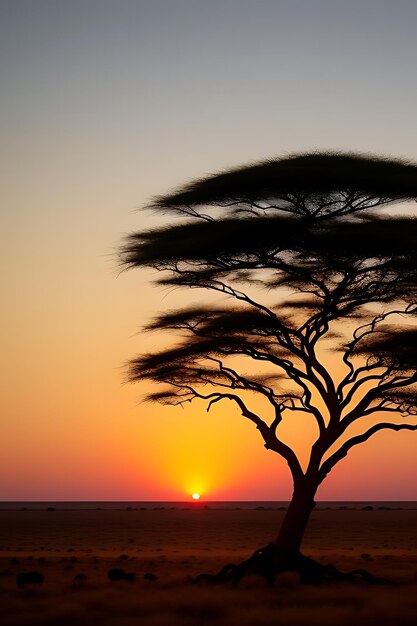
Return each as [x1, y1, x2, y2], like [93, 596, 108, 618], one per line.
[192, 493, 200, 500]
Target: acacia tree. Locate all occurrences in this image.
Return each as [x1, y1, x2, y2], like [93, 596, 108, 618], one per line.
[121, 153, 417, 582]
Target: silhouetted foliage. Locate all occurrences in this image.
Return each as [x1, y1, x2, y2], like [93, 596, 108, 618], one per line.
[121, 152, 417, 576]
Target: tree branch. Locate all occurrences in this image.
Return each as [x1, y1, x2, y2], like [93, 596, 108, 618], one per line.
[201, 391, 304, 483]
[319, 421, 417, 482]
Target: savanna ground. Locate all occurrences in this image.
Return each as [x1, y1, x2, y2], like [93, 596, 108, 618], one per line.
[1, 507, 417, 625]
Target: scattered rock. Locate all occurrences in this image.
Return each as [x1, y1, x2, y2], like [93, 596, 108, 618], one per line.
[16, 571, 44, 588]
[360, 553, 372, 561]
[119, 554, 129, 560]
[144, 572, 158, 581]
[108, 568, 126, 581]
[107, 567, 136, 583]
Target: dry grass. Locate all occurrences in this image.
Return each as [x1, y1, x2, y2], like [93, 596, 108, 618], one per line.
[1, 509, 417, 625]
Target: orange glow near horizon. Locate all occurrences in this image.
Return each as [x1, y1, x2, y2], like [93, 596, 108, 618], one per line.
[2, 270, 417, 501]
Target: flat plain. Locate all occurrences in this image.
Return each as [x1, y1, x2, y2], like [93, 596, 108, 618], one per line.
[1, 507, 417, 625]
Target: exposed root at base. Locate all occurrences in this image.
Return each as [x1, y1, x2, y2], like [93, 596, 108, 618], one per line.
[192, 543, 387, 585]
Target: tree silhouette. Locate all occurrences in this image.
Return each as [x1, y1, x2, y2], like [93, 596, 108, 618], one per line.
[121, 152, 417, 582]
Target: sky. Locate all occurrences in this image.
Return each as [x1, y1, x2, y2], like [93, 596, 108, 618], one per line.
[1, 0, 417, 501]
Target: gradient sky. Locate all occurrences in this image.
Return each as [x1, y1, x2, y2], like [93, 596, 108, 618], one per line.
[1, 0, 417, 500]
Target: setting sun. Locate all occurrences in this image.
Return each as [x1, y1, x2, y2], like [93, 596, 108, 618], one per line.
[191, 493, 201, 500]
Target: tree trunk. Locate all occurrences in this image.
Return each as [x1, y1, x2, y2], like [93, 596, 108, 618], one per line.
[275, 478, 318, 557]
[192, 473, 381, 584]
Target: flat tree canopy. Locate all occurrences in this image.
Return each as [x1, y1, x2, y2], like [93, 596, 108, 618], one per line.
[120, 152, 417, 581]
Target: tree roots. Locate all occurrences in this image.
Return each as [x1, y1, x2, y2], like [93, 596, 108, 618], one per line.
[193, 543, 386, 585]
